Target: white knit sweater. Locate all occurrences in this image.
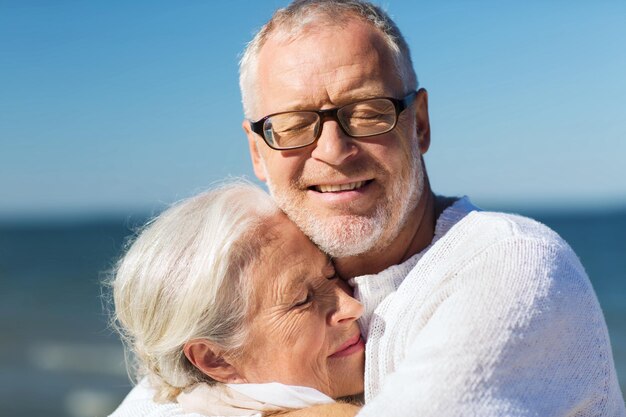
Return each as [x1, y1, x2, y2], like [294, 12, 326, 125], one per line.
[109, 198, 625, 417]
[351, 197, 625, 416]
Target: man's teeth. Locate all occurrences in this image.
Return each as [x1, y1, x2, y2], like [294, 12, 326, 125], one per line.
[315, 181, 366, 193]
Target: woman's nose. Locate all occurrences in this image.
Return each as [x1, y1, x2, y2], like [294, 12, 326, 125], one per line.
[328, 284, 364, 326]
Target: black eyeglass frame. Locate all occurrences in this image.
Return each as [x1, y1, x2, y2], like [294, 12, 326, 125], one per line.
[248, 91, 418, 151]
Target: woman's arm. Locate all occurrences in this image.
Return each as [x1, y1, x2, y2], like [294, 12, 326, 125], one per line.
[265, 402, 360, 417]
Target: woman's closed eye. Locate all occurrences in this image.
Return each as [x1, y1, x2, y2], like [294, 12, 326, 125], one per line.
[293, 291, 313, 308]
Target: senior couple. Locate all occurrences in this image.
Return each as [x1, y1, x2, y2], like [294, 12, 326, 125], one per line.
[109, 1, 625, 416]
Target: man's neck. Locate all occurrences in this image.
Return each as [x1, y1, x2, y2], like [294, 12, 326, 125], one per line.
[334, 185, 438, 278]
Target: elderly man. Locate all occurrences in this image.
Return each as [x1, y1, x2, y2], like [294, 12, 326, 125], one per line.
[110, 1, 625, 416]
[238, 1, 625, 416]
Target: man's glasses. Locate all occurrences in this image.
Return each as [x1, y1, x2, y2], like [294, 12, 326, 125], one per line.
[249, 91, 417, 150]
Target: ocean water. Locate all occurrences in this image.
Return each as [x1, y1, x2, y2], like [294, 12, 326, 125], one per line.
[1, 208, 625, 416]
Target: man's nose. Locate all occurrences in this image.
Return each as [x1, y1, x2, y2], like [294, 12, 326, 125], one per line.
[310, 119, 358, 166]
[328, 284, 364, 326]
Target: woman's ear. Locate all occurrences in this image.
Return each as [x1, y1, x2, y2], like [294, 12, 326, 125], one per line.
[183, 339, 246, 384]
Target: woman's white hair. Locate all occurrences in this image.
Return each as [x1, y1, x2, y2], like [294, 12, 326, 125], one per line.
[239, 0, 418, 119]
[107, 180, 279, 401]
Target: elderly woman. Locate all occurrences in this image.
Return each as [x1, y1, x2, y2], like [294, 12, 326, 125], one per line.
[110, 182, 364, 416]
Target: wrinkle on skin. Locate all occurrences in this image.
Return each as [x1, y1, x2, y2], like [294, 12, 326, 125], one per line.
[228, 214, 364, 398]
[256, 23, 395, 118]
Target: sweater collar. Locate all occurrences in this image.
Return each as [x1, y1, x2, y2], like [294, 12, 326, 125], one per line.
[348, 196, 478, 337]
[349, 196, 478, 286]
[433, 196, 478, 243]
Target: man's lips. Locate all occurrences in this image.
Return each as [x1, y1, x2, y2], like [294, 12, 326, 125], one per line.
[329, 334, 365, 358]
[309, 179, 373, 193]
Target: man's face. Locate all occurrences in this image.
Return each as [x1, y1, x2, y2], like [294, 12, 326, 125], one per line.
[243, 19, 430, 258]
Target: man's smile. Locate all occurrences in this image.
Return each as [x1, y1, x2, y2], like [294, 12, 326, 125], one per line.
[312, 180, 369, 193]
[305, 179, 376, 206]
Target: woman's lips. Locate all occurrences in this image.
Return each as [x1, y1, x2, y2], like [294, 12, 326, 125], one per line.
[329, 334, 365, 358]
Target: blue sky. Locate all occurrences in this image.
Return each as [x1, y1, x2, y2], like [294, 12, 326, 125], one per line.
[1, 1, 625, 219]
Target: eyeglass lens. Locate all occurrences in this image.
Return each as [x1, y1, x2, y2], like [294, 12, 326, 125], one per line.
[263, 98, 398, 149]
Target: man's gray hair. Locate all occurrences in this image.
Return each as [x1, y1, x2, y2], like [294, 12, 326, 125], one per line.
[239, 0, 418, 119]
[108, 181, 279, 401]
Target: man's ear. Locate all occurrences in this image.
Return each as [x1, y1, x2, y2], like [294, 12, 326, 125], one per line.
[414, 88, 431, 154]
[242, 120, 268, 182]
[183, 339, 246, 384]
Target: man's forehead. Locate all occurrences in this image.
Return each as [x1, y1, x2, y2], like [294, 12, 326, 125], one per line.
[256, 19, 399, 112]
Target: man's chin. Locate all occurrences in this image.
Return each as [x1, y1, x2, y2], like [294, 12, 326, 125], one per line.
[296, 213, 385, 258]
[267, 184, 386, 257]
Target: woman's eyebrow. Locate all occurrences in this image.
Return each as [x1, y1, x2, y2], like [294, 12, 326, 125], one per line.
[275, 269, 308, 299]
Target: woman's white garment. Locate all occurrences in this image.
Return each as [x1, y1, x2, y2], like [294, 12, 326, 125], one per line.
[351, 197, 625, 416]
[109, 379, 332, 417]
[177, 382, 333, 416]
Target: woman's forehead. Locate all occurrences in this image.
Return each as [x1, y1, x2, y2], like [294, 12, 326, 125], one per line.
[252, 221, 331, 301]
[262, 245, 328, 295]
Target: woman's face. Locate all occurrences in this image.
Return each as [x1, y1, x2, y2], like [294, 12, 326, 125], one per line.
[231, 214, 365, 398]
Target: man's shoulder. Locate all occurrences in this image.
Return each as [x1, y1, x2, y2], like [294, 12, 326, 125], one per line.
[436, 197, 566, 252]
[420, 205, 587, 293]
[456, 208, 569, 252]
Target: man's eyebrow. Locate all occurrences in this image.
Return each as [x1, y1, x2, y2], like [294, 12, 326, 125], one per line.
[275, 90, 390, 113]
[342, 91, 387, 101]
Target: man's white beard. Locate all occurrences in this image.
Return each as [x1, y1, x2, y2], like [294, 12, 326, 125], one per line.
[280, 199, 389, 258]
[264, 158, 424, 259]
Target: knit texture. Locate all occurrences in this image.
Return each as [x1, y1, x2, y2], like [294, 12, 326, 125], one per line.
[352, 197, 625, 416]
